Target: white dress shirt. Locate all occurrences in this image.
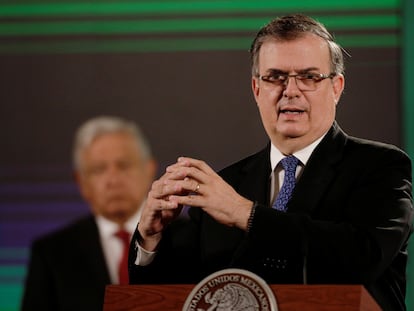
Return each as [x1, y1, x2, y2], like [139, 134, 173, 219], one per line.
[95, 205, 142, 284]
[269, 135, 325, 205]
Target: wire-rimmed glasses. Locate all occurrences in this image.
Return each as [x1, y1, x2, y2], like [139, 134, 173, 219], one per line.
[259, 72, 336, 91]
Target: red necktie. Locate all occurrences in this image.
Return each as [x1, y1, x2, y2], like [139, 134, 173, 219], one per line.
[115, 229, 130, 285]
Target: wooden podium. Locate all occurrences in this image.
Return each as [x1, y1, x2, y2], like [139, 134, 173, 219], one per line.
[103, 284, 381, 310]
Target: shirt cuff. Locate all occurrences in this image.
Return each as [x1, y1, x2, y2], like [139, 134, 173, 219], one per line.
[134, 240, 157, 266]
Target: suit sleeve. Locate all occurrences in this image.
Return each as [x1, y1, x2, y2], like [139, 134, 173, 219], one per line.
[247, 145, 413, 284]
[21, 240, 58, 311]
[129, 216, 202, 284]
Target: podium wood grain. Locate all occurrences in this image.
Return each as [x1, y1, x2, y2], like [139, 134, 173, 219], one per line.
[104, 284, 381, 311]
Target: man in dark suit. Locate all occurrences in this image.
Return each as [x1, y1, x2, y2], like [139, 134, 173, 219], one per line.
[129, 14, 413, 310]
[22, 116, 157, 311]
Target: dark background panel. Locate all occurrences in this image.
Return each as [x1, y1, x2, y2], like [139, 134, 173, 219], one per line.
[0, 47, 400, 174]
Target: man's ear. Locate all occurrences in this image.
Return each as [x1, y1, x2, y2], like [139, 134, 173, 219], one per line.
[73, 170, 80, 186]
[146, 158, 158, 181]
[252, 77, 260, 102]
[332, 73, 345, 105]
[74, 170, 89, 200]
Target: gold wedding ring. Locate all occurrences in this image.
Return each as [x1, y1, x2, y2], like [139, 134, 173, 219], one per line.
[195, 183, 200, 193]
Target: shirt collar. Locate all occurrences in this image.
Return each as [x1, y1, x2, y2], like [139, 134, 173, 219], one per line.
[270, 133, 327, 171]
[95, 202, 143, 237]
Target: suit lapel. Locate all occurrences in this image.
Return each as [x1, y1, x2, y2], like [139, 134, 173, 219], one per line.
[230, 123, 348, 213]
[237, 145, 272, 205]
[78, 217, 111, 285]
[287, 122, 347, 214]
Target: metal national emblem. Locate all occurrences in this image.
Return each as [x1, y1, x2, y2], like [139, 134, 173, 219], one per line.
[182, 269, 278, 311]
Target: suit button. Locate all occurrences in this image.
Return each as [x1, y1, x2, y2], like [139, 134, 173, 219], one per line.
[276, 259, 287, 269]
[262, 258, 287, 269]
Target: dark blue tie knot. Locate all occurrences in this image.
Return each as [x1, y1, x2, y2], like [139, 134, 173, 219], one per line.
[281, 155, 299, 173]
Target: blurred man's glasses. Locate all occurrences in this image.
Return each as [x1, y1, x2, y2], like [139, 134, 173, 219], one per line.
[259, 72, 336, 91]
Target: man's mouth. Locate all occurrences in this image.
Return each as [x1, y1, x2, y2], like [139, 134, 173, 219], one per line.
[279, 108, 305, 115]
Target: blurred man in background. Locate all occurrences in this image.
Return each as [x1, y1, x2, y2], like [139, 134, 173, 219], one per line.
[22, 116, 157, 311]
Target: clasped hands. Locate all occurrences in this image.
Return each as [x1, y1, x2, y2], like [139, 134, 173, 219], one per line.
[137, 157, 252, 251]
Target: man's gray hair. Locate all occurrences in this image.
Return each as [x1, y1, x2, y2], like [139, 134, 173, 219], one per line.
[73, 116, 152, 170]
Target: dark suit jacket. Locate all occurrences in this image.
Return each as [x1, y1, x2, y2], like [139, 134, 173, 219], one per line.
[129, 122, 413, 310]
[22, 215, 111, 311]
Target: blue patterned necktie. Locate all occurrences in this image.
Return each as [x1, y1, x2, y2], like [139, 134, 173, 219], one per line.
[272, 155, 299, 212]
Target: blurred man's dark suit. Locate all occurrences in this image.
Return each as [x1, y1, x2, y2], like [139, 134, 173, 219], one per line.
[22, 216, 110, 311]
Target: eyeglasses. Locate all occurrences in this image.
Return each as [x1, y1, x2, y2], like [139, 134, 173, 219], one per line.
[259, 72, 336, 91]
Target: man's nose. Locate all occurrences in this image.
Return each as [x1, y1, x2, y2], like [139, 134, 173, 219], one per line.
[106, 168, 123, 184]
[283, 76, 301, 97]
